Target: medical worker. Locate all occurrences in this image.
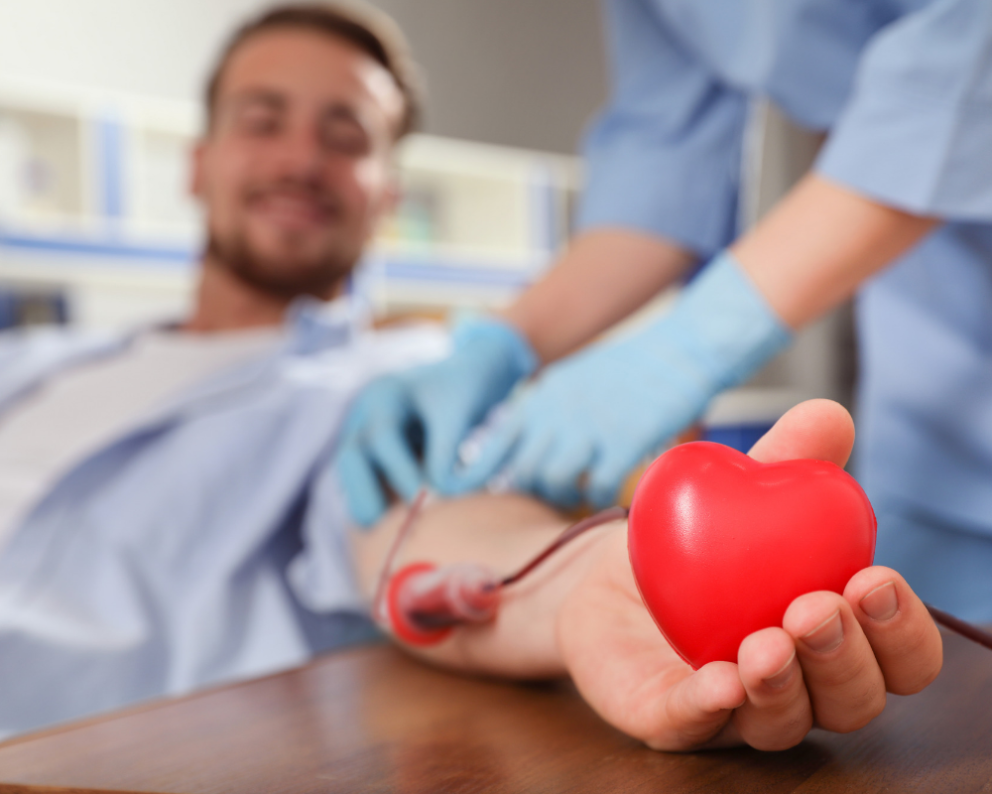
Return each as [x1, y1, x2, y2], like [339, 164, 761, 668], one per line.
[337, 0, 992, 621]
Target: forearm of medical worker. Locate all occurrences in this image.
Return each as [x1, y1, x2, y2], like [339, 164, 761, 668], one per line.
[333, 169, 940, 524]
[500, 228, 696, 364]
[446, 172, 942, 506]
[498, 172, 935, 363]
[348, 400, 943, 752]
[732, 173, 938, 329]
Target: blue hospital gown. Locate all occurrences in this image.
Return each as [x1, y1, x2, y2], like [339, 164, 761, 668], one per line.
[0, 301, 449, 735]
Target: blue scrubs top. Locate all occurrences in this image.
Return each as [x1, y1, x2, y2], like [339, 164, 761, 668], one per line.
[578, 0, 992, 618]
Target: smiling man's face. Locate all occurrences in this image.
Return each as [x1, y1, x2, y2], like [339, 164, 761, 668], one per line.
[192, 27, 403, 300]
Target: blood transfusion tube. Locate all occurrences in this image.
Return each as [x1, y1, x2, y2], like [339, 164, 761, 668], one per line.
[377, 494, 992, 655]
[376, 492, 628, 646]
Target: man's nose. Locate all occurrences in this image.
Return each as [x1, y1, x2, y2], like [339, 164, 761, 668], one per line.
[271, 124, 326, 181]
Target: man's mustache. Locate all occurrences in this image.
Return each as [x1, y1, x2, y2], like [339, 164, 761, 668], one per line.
[242, 179, 344, 216]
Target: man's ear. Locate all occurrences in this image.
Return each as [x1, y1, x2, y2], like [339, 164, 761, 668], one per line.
[189, 139, 208, 201]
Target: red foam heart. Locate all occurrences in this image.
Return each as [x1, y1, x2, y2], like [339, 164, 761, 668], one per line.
[627, 441, 876, 669]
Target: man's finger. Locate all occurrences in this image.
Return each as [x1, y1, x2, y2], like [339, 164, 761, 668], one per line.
[643, 662, 745, 751]
[733, 627, 813, 751]
[748, 399, 855, 468]
[844, 566, 943, 695]
[782, 591, 886, 733]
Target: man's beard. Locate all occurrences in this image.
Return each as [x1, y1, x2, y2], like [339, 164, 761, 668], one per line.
[205, 227, 357, 302]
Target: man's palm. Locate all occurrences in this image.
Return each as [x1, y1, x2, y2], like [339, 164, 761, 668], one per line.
[557, 400, 943, 752]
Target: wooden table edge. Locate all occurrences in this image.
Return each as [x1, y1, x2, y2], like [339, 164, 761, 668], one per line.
[0, 643, 384, 751]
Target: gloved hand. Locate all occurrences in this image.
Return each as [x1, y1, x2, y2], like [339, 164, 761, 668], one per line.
[451, 252, 793, 509]
[335, 316, 538, 526]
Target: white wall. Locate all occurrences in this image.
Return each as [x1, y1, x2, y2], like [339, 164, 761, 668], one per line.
[0, 0, 268, 109]
[0, 0, 608, 154]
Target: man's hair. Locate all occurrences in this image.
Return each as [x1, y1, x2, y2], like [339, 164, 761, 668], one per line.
[204, 1, 422, 138]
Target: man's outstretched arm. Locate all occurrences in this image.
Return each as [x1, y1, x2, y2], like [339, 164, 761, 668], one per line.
[348, 400, 943, 751]
[349, 490, 614, 679]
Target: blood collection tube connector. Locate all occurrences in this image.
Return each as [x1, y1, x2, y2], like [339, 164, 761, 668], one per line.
[385, 561, 501, 646]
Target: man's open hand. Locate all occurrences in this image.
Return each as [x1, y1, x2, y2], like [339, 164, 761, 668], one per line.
[556, 399, 943, 751]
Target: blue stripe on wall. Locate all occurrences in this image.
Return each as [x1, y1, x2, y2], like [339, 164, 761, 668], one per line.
[96, 115, 125, 220]
[0, 231, 540, 287]
[528, 163, 557, 255]
[0, 230, 194, 264]
[380, 257, 535, 288]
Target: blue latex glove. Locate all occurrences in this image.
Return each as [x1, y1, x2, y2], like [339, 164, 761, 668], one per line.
[335, 317, 537, 526]
[452, 252, 793, 509]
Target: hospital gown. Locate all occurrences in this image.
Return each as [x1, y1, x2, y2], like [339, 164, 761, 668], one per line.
[0, 298, 448, 735]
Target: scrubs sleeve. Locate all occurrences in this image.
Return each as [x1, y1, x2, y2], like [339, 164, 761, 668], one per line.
[577, 0, 749, 259]
[817, 0, 992, 220]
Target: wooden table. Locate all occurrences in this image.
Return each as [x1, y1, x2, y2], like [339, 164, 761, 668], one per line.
[0, 626, 990, 794]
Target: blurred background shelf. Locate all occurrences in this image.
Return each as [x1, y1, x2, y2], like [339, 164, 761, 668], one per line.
[0, 77, 581, 330]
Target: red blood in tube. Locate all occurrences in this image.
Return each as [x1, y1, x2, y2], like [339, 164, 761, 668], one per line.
[387, 562, 454, 646]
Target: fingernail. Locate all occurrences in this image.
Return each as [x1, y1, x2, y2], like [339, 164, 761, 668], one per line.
[762, 651, 796, 689]
[802, 610, 844, 653]
[860, 581, 898, 622]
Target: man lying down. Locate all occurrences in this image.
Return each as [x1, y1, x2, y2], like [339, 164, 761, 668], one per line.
[0, 2, 941, 747]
